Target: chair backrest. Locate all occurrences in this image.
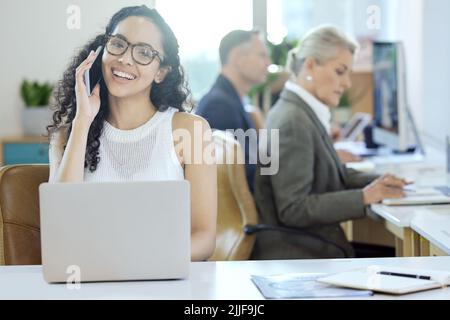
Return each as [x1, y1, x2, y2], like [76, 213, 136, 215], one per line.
[209, 131, 258, 261]
[0, 165, 49, 265]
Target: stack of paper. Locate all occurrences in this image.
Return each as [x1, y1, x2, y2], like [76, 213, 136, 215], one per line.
[251, 273, 373, 299]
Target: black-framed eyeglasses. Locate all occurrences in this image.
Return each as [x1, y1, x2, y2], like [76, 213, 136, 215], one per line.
[105, 34, 164, 66]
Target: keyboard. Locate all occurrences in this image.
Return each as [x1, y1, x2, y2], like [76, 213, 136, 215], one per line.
[435, 186, 450, 196]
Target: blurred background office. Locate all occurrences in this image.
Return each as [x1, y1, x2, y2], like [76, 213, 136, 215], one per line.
[0, 0, 449, 161]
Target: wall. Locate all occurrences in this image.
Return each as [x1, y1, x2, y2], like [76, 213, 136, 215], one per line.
[422, 0, 450, 148]
[0, 0, 154, 136]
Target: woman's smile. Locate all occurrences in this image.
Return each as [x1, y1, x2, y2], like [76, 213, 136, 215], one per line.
[111, 67, 138, 84]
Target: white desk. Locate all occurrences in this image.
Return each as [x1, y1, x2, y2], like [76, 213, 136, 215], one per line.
[335, 141, 446, 169]
[0, 257, 450, 300]
[411, 207, 450, 256]
[371, 204, 422, 228]
[367, 146, 450, 256]
[370, 204, 421, 256]
[370, 204, 450, 256]
[373, 153, 447, 185]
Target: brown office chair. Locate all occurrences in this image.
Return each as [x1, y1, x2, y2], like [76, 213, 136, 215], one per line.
[0, 165, 49, 265]
[209, 131, 259, 261]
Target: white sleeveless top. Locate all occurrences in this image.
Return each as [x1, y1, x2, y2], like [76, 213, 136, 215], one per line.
[84, 107, 184, 182]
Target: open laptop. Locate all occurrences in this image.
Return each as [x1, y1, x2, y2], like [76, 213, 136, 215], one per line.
[382, 186, 450, 206]
[39, 181, 190, 283]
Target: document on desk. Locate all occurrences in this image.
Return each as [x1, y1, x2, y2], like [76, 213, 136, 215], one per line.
[345, 161, 376, 173]
[251, 273, 373, 299]
[317, 266, 450, 295]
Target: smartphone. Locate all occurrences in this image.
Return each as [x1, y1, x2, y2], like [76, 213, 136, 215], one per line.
[84, 46, 103, 96]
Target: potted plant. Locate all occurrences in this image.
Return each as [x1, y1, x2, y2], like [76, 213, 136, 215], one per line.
[332, 91, 352, 125]
[20, 80, 54, 135]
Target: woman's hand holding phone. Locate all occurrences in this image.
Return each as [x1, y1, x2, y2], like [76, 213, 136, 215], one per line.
[74, 48, 102, 128]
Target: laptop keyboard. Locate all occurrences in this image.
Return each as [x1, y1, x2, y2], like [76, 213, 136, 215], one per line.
[435, 186, 450, 196]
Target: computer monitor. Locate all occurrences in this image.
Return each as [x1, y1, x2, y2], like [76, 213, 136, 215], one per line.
[372, 42, 410, 152]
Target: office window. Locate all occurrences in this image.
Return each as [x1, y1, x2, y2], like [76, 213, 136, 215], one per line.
[267, 0, 407, 43]
[268, 0, 357, 43]
[155, 0, 253, 102]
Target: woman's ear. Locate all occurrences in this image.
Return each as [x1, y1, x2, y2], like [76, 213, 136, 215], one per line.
[304, 57, 316, 73]
[155, 66, 172, 84]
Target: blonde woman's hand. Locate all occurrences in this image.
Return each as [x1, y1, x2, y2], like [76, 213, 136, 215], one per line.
[363, 174, 412, 205]
[74, 50, 102, 127]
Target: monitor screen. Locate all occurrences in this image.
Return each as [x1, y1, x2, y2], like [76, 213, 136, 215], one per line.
[373, 42, 399, 134]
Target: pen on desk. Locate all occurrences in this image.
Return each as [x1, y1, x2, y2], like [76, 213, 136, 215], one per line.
[378, 271, 431, 280]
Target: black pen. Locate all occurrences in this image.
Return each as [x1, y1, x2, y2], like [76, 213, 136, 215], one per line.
[378, 271, 431, 280]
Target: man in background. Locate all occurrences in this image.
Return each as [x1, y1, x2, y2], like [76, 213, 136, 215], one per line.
[196, 30, 271, 192]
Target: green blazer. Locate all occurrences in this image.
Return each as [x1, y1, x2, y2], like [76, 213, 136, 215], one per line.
[251, 89, 378, 259]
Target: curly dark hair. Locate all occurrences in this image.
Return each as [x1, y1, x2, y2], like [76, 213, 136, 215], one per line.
[47, 5, 191, 172]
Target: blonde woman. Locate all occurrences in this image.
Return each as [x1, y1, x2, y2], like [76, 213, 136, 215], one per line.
[251, 25, 408, 260]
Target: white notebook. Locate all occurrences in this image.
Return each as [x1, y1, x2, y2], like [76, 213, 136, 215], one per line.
[382, 187, 450, 206]
[317, 265, 450, 295]
[345, 161, 376, 173]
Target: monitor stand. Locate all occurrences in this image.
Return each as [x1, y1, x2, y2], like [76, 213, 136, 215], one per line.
[363, 104, 425, 157]
[392, 146, 418, 155]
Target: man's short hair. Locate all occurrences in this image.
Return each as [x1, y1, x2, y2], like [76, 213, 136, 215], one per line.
[219, 29, 260, 66]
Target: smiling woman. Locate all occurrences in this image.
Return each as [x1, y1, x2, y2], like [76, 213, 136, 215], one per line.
[46, 5, 217, 262]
